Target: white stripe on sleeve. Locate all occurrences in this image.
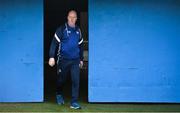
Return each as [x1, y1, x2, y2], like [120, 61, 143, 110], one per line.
[78, 38, 83, 45]
[54, 33, 60, 42]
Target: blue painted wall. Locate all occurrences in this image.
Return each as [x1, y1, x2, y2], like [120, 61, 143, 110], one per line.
[0, 0, 43, 102]
[89, 0, 180, 102]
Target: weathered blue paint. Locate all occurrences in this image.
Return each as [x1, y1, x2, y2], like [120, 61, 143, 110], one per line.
[0, 0, 43, 102]
[89, 0, 180, 102]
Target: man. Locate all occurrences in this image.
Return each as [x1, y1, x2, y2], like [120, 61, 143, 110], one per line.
[48, 10, 83, 109]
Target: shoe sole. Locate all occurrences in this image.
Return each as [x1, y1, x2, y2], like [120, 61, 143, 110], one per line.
[70, 106, 81, 109]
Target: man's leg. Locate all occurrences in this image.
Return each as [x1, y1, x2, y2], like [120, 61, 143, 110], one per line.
[70, 59, 80, 105]
[56, 59, 69, 104]
[70, 59, 81, 109]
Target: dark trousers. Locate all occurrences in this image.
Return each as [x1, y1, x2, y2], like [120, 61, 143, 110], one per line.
[56, 58, 80, 103]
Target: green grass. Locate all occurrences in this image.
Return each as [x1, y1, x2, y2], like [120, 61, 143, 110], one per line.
[0, 95, 180, 112]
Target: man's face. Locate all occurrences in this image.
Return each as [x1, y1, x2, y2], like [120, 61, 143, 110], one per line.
[67, 11, 77, 26]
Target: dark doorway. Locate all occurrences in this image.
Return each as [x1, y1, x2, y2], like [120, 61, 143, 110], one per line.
[44, 0, 88, 102]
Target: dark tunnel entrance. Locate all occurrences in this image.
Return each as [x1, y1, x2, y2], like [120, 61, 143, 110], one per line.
[44, 0, 88, 102]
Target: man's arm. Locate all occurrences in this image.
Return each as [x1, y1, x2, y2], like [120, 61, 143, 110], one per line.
[79, 43, 84, 61]
[78, 28, 84, 68]
[49, 37, 59, 58]
[49, 30, 61, 67]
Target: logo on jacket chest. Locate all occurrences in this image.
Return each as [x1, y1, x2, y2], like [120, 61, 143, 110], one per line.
[64, 30, 79, 39]
[76, 31, 79, 34]
[67, 30, 79, 34]
[67, 31, 79, 34]
[67, 30, 71, 34]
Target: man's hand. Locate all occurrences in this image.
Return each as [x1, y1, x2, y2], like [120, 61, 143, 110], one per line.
[79, 61, 83, 69]
[49, 58, 55, 67]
